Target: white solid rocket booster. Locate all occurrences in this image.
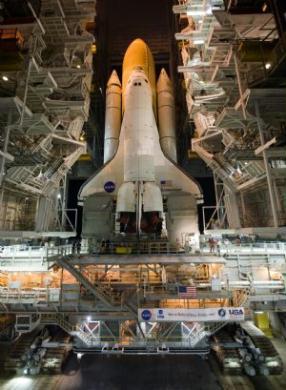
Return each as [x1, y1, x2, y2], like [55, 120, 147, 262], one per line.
[104, 70, 122, 163]
[157, 68, 177, 162]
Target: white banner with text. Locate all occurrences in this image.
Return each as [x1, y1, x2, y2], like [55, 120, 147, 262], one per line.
[138, 307, 245, 322]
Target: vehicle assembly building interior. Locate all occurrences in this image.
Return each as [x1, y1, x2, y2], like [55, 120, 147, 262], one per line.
[0, 0, 286, 389]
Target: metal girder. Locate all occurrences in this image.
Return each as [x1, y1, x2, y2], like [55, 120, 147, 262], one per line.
[56, 256, 137, 316]
[57, 256, 115, 308]
[68, 254, 226, 266]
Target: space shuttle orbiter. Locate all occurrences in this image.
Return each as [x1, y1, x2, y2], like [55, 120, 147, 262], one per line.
[79, 39, 202, 242]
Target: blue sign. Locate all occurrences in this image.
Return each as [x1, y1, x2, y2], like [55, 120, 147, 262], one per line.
[141, 309, 152, 321]
[104, 181, 116, 193]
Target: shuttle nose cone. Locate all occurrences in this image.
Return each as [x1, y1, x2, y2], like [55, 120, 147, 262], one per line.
[122, 38, 156, 113]
[157, 68, 173, 93]
[107, 70, 121, 87]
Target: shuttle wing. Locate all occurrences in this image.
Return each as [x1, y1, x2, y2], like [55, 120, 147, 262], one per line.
[79, 147, 124, 199]
[155, 156, 202, 201]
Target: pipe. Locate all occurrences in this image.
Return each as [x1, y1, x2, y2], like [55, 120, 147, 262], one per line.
[254, 101, 279, 227]
[234, 54, 247, 120]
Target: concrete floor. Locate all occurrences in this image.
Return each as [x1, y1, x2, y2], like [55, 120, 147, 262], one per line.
[0, 355, 221, 390]
[0, 338, 286, 390]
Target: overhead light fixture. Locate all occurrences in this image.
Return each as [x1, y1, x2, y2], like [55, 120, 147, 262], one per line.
[265, 62, 271, 70]
[2, 75, 8, 81]
[193, 39, 205, 45]
[262, 2, 268, 12]
[187, 7, 212, 17]
[234, 163, 242, 175]
[187, 10, 205, 16]
[37, 169, 43, 179]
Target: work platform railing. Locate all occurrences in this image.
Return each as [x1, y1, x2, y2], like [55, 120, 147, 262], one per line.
[1, 240, 286, 263]
[0, 241, 285, 300]
[201, 241, 286, 255]
[0, 276, 283, 310]
[87, 241, 188, 255]
[0, 287, 60, 305]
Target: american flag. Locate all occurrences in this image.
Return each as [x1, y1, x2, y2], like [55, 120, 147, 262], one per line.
[178, 285, 197, 298]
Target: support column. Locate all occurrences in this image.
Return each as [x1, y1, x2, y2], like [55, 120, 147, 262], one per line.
[240, 191, 246, 226]
[0, 111, 12, 227]
[61, 174, 67, 228]
[225, 189, 241, 229]
[234, 54, 247, 120]
[0, 111, 12, 187]
[19, 59, 32, 129]
[35, 196, 52, 232]
[269, 0, 286, 40]
[254, 100, 279, 227]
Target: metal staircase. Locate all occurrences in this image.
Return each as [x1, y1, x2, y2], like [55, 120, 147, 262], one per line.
[41, 313, 95, 346]
[188, 323, 208, 347]
[193, 139, 267, 193]
[191, 320, 235, 346]
[206, 321, 228, 337]
[57, 256, 115, 308]
[122, 289, 138, 315]
[56, 255, 139, 317]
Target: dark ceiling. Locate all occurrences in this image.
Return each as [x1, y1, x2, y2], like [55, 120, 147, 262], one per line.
[0, 0, 40, 22]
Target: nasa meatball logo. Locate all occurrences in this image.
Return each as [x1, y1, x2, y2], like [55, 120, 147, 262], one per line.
[141, 309, 152, 321]
[218, 308, 226, 318]
[104, 181, 115, 193]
